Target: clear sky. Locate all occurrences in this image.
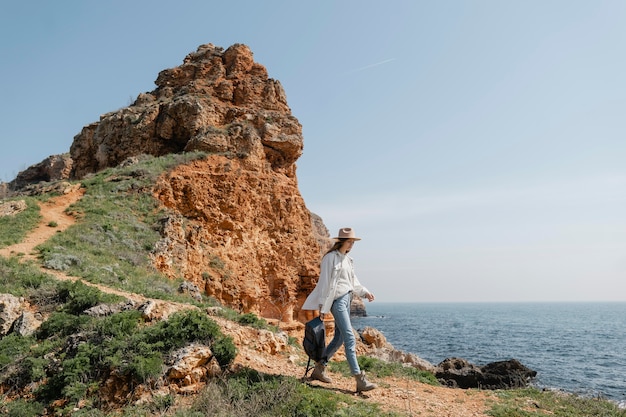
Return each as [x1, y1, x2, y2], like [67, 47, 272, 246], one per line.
[1, 1, 624, 302]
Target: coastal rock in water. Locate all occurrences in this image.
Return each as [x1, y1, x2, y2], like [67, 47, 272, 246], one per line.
[436, 357, 537, 389]
[480, 359, 538, 389]
[351, 297, 367, 317]
[436, 357, 484, 389]
[0, 200, 27, 216]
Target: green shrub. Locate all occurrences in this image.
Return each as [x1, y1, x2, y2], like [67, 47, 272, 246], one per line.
[150, 393, 175, 413]
[42, 252, 82, 271]
[0, 334, 33, 369]
[1, 398, 45, 417]
[36, 311, 91, 339]
[31, 308, 236, 408]
[236, 312, 268, 328]
[146, 309, 221, 350]
[211, 336, 238, 368]
[57, 280, 111, 314]
[127, 353, 163, 382]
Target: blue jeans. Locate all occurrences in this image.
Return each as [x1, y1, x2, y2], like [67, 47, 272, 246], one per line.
[325, 292, 360, 375]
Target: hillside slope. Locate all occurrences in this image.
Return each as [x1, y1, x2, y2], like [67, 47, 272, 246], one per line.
[0, 178, 495, 416]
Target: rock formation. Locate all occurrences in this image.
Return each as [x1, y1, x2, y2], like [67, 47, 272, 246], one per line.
[9, 154, 73, 190]
[64, 43, 331, 322]
[69, 43, 301, 179]
[435, 357, 537, 389]
[4, 43, 369, 323]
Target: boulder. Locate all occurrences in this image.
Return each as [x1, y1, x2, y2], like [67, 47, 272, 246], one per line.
[0, 200, 27, 216]
[12, 311, 42, 336]
[436, 357, 537, 389]
[10, 154, 73, 190]
[0, 294, 22, 336]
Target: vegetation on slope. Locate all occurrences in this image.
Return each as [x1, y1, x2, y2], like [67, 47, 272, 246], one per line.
[1, 153, 624, 416]
[0, 197, 41, 248]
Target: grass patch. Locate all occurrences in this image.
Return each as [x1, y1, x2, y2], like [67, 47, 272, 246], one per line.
[0, 256, 57, 298]
[0, 276, 235, 413]
[35, 153, 212, 305]
[487, 387, 626, 417]
[175, 368, 403, 417]
[329, 356, 440, 386]
[0, 197, 41, 248]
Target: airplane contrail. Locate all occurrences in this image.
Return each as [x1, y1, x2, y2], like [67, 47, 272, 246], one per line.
[344, 58, 396, 75]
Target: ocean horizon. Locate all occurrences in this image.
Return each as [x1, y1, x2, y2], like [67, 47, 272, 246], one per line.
[352, 301, 626, 408]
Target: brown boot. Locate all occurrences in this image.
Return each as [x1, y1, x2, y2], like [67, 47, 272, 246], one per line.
[355, 371, 376, 392]
[311, 361, 332, 383]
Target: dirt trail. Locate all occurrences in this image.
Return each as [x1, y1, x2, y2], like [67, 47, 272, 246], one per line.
[0, 185, 84, 260]
[0, 185, 195, 307]
[0, 187, 496, 416]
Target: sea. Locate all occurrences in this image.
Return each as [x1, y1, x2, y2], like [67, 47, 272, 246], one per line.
[351, 302, 626, 408]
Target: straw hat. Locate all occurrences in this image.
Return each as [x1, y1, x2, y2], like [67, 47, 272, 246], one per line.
[333, 227, 361, 241]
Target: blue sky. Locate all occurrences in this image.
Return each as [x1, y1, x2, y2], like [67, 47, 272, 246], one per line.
[1, 1, 624, 302]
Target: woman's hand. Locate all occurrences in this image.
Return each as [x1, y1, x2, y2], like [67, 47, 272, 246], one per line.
[365, 293, 375, 302]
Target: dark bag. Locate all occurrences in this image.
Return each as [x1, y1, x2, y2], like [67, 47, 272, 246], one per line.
[302, 316, 326, 378]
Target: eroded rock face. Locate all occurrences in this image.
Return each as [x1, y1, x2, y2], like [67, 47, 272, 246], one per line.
[152, 155, 323, 321]
[6, 154, 73, 194]
[70, 43, 302, 179]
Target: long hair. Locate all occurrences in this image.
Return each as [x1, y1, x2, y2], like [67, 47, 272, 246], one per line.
[325, 239, 348, 256]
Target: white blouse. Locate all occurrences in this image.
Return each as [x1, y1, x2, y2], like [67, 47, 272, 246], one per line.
[302, 250, 370, 314]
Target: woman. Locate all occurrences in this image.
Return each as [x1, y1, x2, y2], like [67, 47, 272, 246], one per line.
[302, 227, 377, 393]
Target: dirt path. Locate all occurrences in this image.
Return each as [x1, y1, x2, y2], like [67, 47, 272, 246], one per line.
[0, 187, 497, 416]
[0, 184, 84, 260]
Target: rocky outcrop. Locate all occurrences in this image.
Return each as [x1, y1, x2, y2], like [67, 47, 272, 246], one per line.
[436, 357, 537, 389]
[152, 156, 322, 322]
[0, 200, 27, 217]
[166, 344, 222, 394]
[0, 294, 43, 337]
[6, 154, 73, 194]
[69, 43, 301, 179]
[357, 326, 437, 373]
[63, 43, 326, 322]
